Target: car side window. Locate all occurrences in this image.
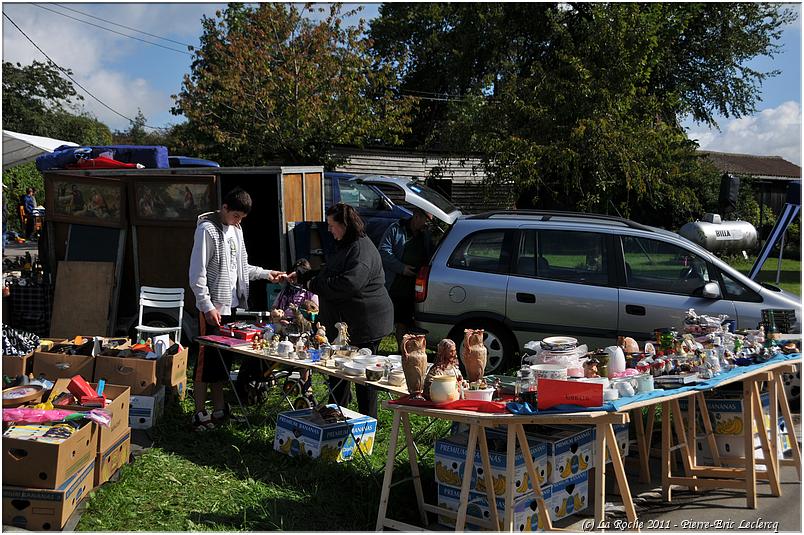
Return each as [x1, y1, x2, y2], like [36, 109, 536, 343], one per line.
[719, 270, 762, 302]
[338, 181, 388, 211]
[448, 230, 508, 274]
[622, 236, 712, 295]
[527, 230, 608, 285]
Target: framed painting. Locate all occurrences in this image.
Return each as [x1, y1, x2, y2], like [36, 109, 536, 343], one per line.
[130, 176, 217, 226]
[45, 176, 126, 228]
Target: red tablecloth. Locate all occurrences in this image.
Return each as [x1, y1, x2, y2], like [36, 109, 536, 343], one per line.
[389, 395, 509, 413]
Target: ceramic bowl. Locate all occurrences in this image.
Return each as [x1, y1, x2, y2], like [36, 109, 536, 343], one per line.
[386, 371, 406, 387]
[333, 357, 349, 370]
[387, 354, 403, 364]
[343, 361, 366, 376]
[463, 387, 495, 401]
[353, 356, 383, 367]
[365, 365, 384, 381]
[540, 336, 578, 352]
[531, 363, 568, 381]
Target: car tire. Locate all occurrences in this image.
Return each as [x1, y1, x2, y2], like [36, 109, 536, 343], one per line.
[449, 320, 516, 376]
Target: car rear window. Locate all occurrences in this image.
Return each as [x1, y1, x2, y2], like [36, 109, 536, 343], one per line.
[448, 230, 508, 274]
[515, 230, 608, 285]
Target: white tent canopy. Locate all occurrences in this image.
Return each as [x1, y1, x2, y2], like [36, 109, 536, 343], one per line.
[2, 129, 78, 170]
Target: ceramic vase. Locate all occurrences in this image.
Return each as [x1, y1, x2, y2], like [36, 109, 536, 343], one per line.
[402, 334, 428, 400]
[461, 329, 487, 383]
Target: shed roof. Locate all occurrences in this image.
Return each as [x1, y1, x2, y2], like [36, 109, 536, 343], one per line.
[698, 150, 801, 181]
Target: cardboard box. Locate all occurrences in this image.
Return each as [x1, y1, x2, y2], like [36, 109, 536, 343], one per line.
[525, 425, 594, 484]
[3, 351, 35, 377]
[549, 470, 589, 521]
[434, 429, 550, 497]
[52, 382, 131, 453]
[695, 416, 790, 462]
[32, 350, 94, 381]
[3, 459, 95, 531]
[95, 428, 131, 486]
[160, 346, 188, 401]
[94, 347, 187, 397]
[436, 483, 553, 531]
[273, 405, 377, 462]
[3, 421, 97, 489]
[129, 385, 166, 429]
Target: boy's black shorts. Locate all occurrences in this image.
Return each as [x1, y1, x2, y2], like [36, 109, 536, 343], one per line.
[193, 313, 234, 384]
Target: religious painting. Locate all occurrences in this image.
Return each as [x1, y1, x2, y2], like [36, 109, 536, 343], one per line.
[45, 176, 126, 228]
[131, 176, 217, 225]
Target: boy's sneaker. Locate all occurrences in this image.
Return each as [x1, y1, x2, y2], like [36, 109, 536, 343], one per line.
[192, 410, 215, 431]
[211, 403, 232, 425]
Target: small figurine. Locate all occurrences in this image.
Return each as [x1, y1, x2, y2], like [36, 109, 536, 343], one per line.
[618, 336, 639, 354]
[424, 339, 463, 398]
[583, 358, 599, 378]
[313, 322, 328, 346]
[251, 333, 262, 351]
[333, 321, 350, 347]
[290, 303, 312, 335]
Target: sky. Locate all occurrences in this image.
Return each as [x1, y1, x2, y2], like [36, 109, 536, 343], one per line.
[2, 2, 801, 165]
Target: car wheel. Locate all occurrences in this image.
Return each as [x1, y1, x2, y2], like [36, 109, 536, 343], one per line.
[450, 321, 515, 376]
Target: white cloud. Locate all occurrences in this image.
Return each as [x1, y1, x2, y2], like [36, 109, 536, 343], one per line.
[686, 101, 802, 166]
[2, 3, 221, 131]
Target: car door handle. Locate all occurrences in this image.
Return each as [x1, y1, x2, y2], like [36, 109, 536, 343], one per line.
[516, 293, 536, 303]
[625, 305, 646, 316]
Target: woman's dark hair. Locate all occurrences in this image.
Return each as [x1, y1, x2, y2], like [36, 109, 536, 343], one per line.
[222, 187, 252, 214]
[326, 202, 365, 243]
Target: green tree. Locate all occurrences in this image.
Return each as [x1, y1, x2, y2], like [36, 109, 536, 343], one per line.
[369, 3, 794, 228]
[172, 3, 415, 167]
[3, 60, 113, 145]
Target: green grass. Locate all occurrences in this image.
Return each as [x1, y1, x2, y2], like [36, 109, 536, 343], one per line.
[78, 338, 453, 531]
[728, 256, 800, 296]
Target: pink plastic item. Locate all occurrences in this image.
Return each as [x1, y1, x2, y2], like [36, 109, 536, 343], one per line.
[3, 408, 76, 423]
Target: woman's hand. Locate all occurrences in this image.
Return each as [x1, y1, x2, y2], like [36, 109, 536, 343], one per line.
[267, 270, 287, 283]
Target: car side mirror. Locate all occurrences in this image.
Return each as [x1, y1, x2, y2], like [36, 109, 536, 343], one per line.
[701, 282, 721, 299]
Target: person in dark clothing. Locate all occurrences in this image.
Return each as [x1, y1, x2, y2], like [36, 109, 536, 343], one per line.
[295, 203, 393, 417]
[22, 188, 36, 240]
[378, 207, 434, 350]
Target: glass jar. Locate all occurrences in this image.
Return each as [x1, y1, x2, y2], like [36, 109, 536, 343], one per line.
[515, 365, 537, 404]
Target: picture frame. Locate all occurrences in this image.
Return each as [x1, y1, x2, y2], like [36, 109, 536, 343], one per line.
[45, 176, 126, 228]
[129, 176, 217, 226]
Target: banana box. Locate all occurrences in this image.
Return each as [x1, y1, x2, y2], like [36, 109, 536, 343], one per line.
[584, 424, 630, 466]
[523, 425, 594, 484]
[549, 470, 589, 521]
[273, 405, 376, 462]
[677, 391, 772, 436]
[436, 483, 553, 531]
[695, 416, 791, 463]
[434, 429, 550, 498]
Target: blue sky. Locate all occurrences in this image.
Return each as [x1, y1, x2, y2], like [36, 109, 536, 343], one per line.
[2, 2, 800, 164]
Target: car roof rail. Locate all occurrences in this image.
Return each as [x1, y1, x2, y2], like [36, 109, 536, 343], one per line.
[467, 210, 654, 231]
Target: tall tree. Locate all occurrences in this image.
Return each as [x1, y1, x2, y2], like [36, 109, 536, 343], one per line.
[369, 3, 794, 228]
[2, 60, 112, 145]
[172, 3, 415, 167]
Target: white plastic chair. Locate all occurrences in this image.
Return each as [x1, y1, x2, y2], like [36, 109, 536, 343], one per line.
[135, 286, 184, 344]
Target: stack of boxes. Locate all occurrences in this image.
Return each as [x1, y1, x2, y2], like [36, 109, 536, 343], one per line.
[2, 379, 132, 530]
[23, 335, 188, 430]
[434, 423, 626, 530]
[679, 391, 792, 464]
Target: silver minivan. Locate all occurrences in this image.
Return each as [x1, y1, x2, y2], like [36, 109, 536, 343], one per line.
[415, 211, 801, 374]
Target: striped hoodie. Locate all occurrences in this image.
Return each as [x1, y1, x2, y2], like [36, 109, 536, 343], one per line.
[188, 211, 271, 315]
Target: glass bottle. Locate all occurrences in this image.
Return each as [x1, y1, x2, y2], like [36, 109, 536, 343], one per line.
[515, 365, 537, 404]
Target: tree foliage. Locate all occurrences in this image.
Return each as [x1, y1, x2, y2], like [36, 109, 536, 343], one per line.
[2, 60, 112, 145]
[369, 3, 794, 228]
[172, 2, 415, 167]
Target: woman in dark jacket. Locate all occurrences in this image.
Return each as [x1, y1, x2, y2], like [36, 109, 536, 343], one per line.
[300, 203, 393, 416]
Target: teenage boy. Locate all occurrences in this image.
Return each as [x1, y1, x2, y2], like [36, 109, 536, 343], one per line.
[188, 187, 285, 430]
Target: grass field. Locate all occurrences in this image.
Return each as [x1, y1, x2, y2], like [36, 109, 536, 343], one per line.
[79, 370, 451, 531]
[730, 256, 800, 296]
